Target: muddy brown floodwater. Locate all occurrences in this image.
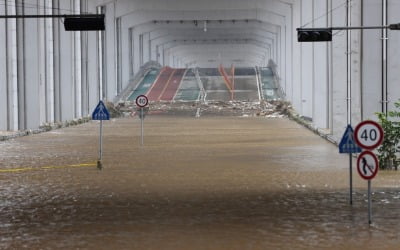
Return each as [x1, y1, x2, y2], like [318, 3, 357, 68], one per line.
[1, 115, 400, 249]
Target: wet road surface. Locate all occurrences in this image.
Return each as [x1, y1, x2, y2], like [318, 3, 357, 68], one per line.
[1, 116, 400, 249]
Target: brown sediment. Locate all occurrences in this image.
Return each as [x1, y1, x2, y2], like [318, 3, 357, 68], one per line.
[1, 115, 400, 249]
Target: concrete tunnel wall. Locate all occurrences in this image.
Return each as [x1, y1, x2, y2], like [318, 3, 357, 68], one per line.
[293, 1, 400, 142]
[1, 0, 400, 146]
[0, 0, 102, 131]
[0, 0, 291, 131]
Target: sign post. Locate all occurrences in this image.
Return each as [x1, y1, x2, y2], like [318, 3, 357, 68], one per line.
[354, 120, 383, 224]
[368, 180, 372, 224]
[140, 107, 144, 145]
[339, 124, 362, 205]
[356, 151, 379, 224]
[135, 95, 149, 146]
[92, 100, 110, 170]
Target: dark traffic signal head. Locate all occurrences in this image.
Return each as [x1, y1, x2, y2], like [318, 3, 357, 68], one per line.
[389, 23, 400, 30]
[64, 16, 105, 31]
[297, 28, 332, 42]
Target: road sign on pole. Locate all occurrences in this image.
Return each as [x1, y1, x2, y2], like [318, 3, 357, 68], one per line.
[357, 150, 379, 225]
[339, 124, 362, 206]
[357, 151, 379, 180]
[354, 120, 384, 150]
[92, 100, 110, 121]
[136, 95, 148, 108]
[135, 95, 148, 145]
[92, 100, 110, 170]
[339, 124, 362, 153]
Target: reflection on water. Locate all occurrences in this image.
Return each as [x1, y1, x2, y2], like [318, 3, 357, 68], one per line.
[1, 117, 400, 249]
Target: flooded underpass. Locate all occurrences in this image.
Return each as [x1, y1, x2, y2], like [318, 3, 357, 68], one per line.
[1, 115, 400, 249]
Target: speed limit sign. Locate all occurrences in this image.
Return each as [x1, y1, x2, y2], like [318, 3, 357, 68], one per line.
[354, 120, 384, 150]
[135, 95, 148, 108]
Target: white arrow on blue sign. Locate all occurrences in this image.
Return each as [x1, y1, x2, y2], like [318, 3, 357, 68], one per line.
[339, 124, 362, 154]
[92, 100, 110, 120]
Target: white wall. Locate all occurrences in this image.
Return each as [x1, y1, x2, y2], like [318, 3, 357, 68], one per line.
[1, 0, 397, 139]
[291, 0, 400, 142]
[292, 0, 365, 142]
[108, 0, 291, 96]
[387, 2, 400, 113]
[0, 5, 7, 130]
[0, 0, 101, 130]
[362, 0, 382, 120]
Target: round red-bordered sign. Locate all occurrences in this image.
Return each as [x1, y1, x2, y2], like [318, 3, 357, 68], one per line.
[135, 95, 148, 108]
[354, 120, 384, 150]
[357, 151, 379, 180]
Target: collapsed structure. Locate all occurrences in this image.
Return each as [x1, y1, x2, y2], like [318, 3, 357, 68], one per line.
[0, 1, 398, 143]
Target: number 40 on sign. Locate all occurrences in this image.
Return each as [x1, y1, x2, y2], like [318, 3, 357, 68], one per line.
[354, 120, 384, 225]
[354, 120, 384, 150]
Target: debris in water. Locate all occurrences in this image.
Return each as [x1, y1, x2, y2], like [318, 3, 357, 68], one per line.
[115, 100, 292, 118]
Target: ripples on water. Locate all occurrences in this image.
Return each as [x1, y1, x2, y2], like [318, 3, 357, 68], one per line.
[1, 118, 400, 249]
[2, 178, 400, 250]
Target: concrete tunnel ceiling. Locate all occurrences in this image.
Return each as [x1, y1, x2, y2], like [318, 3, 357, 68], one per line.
[111, 0, 293, 77]
[134, 20, 277, 67]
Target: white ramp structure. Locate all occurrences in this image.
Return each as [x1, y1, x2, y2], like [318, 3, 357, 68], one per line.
[0, 0, 398, 143]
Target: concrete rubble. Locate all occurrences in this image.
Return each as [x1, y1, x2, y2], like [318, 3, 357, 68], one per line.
[0, 100, 292, 141]
[115, 100, 292, 118]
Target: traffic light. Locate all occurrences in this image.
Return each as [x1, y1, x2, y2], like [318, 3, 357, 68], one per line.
[389, 23, 400, 30]
[297, 28, 332, 42]
[64, 16, 105, 31]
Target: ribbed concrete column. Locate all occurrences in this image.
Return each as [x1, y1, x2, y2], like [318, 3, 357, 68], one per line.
[361, 0, 393, 120]
[115, 18, 123, 94]
[330, 1, 358, 140]
[0, 5, 7, 130]
[74, 0, 82, 117]
[299, 0, 313, 120]
[20, 0, 42, 129]
[38, 0, 46, 126]
[134, 30, 141, 74]
[0, 0, 103, 131]
[386, 3, 400, 112]
[103, 2, 117, 101]
[45, 0, 55, 123]
[86, 27, 100, 113]
[119, 18, 131, 88]
[53, 0, 61, 123]
[59, 0, 74, 121]
[16, 1, 26, 129]
[142, 32, 151, 64]
[313, 0, 329, 129]
[81, 0, 89, 116]
[292, 1, 302, 114]
[7, 2, 19, 131]
[87, 2, 102, 111]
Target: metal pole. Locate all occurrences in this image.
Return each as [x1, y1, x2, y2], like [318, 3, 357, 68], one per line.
[297, 25, 389, 31]
[347, 0, 353, 205]
[368, 180, 372, 224]
[349, 157, 353, 205]
[331, 25, 388, 30]
[0, 14, 104, 19]
[382, 0, 388, 116]
[100, 120, 103, 161]
[97, 120, 103, 170]
[141, 108, 144, 146]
